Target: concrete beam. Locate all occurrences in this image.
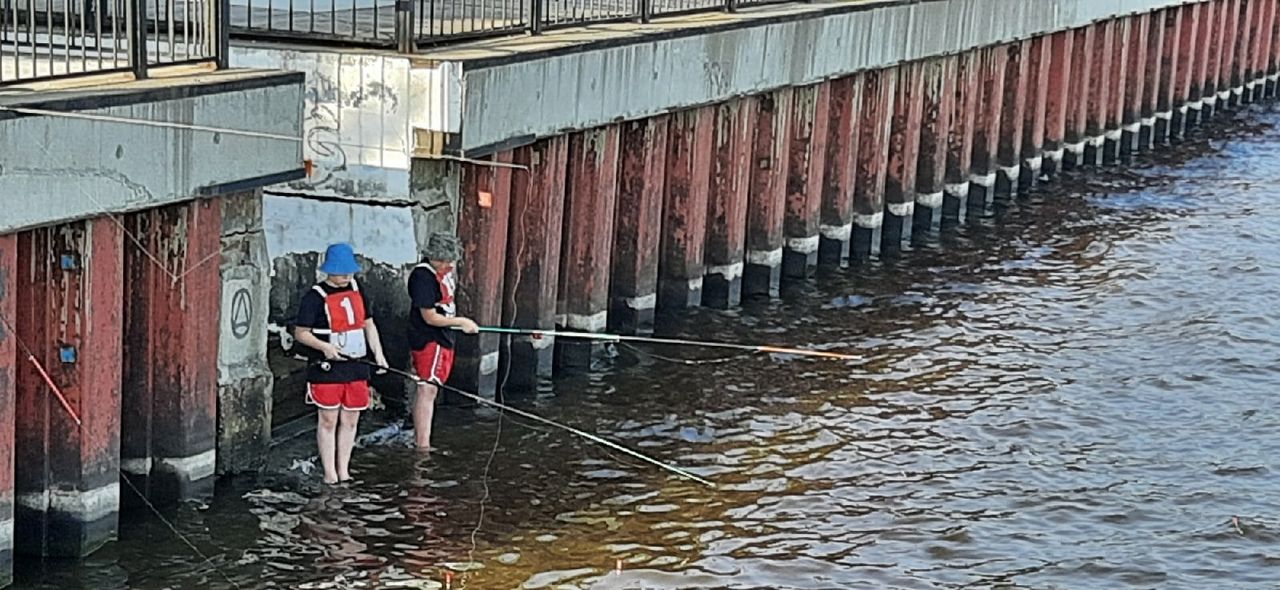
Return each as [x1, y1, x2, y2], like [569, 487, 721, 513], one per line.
[444, 0, 1209, 154]
[0, 70, 303, 234]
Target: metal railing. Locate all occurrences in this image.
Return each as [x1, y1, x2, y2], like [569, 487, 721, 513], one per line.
[230, 0, 791, 49]
[1, 0, 226, 85]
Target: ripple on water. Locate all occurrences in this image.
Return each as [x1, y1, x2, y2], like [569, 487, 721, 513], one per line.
[18, 107, 1280, 590]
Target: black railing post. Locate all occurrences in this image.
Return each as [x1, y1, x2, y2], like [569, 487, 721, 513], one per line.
[724, 0, 736, 12]
[395, 0, 415, 53]
[637, 0, 650, 24]
[217, 0, 231, 68]
[128, 0, 148, 79]
[530, 0, 542, 35]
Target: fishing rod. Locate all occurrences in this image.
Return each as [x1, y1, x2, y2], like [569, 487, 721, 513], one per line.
[324, 357, 716, 488]
[456, 326, 860, 361]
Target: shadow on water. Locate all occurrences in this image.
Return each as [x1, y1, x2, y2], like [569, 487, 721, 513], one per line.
[17, 103, 1280, 589]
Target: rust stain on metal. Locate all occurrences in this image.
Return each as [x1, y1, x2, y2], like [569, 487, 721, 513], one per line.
[612, 116, 668, 306]
[918, 56, 955, 195]
[998, 41, 1028, 170]
[886, 62, 924, 206]
[785, 83, 829, 237]
[706, 99, 753, 266]
[947, 50, 980, 185]
[1086, 21, 1114, 137]
[1023, 36, 1051, 157]
[1143, 10, 1166, 119]
[854, 68, 896, 217]
[562, 126, 621, 315]
[1045, 31, 1075, 149]
[1067, 26, 1095, 145]
[1184, 2, 1204, 106]
[660, 106, 713, 279]
[972, 45, 1007, 174]
[747, 90, 792, 252]
[821, 74, 862, 230]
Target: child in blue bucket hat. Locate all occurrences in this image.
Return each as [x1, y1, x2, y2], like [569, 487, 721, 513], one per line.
[293, 243, 389, 484]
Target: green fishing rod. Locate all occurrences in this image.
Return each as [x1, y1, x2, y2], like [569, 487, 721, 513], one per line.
[457, 326, 860, 361]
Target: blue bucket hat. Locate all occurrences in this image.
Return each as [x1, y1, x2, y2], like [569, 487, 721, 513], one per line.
[319, 243, 361, 275]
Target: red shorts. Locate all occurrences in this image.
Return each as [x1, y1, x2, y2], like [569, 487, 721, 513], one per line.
[412, 342, 454, 385]
[307, 381, 370, 411]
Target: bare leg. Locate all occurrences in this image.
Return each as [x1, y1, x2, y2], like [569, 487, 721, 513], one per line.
[413, 382, 439, 450]
[336, 408, 361, 481]
[317, 409, 340, 484]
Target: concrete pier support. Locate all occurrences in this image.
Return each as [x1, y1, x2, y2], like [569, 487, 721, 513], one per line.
[969, 46, 1006, 209]
[1263, 0, 1279, 97]
[704, 101, 752, 308]
[996, 41, 1028, 198]
[1155, 8, 1182, 144]
[558, 128, 620, 368]
[852, 68, 896, 258]
[1219, 0, 1242, 111]
[915, 57, 955, 235]
[659, 106, 713, 310]
[1044, 31, 1074, 178]
[15, 218, 123, 558]
[1174, 3, 1199, 137]
[1065, 26, 1094, 169]
[1140, 10, 1166, 151]
[745, 91, 791, 296]
[1248, 0, 1267, 101]
[215, 192, 273, 475]
[502, 139, 566, 392]
[1121, 16, 1147, 158]
[945, 51, 979, 225]
[455, 153, 513, 398]
[1020, 36, 1051, 191]
[783, 84, 829, 278]
[1269, 0, 1280, 98]
[1102, 19, 1130, 164]
[610, 118, 667, 335]
[819, 76, 861, 265]
[1189, 2, 1212, 129]
[1084, 21, 1115, 166]
[121, 201, 221, 506]
[0, 235, 14, 587]
[883, 62, 923, 255]
[1236, 0, 1257, 105]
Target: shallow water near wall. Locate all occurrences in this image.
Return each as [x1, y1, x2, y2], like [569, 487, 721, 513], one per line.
[17, 103, 1280, 589]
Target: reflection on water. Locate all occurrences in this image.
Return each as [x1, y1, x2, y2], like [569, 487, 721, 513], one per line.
[18, 105, 1280, 589]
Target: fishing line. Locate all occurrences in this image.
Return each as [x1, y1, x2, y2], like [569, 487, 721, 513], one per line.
[119, 471, 244, 590]
[460, 193, 528, 586]
[617, 342, 748, 366]
[0, 313, 240, 588]
[0, 313, 81, 425]
[338, 358, 715, 488]
[0, 105, 302, 142]
[464, 326, 860, 361]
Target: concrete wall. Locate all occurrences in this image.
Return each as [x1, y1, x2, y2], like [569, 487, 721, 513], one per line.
[0, 70, 304, 233]
[217, 192, 275, 474]
[454, 0, 1203, 153]
[258, 162, 458, 420]
[230, 46, 461, 202]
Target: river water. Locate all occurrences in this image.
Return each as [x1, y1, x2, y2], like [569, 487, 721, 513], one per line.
[18, 105, 1280, 589]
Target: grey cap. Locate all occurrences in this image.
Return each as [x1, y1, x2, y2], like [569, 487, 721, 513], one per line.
[425, 233, 463, 262]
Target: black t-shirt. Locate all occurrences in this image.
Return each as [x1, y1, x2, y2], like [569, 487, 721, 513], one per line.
[295, 281, 373, 384]
[407, 263, 456, 351]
